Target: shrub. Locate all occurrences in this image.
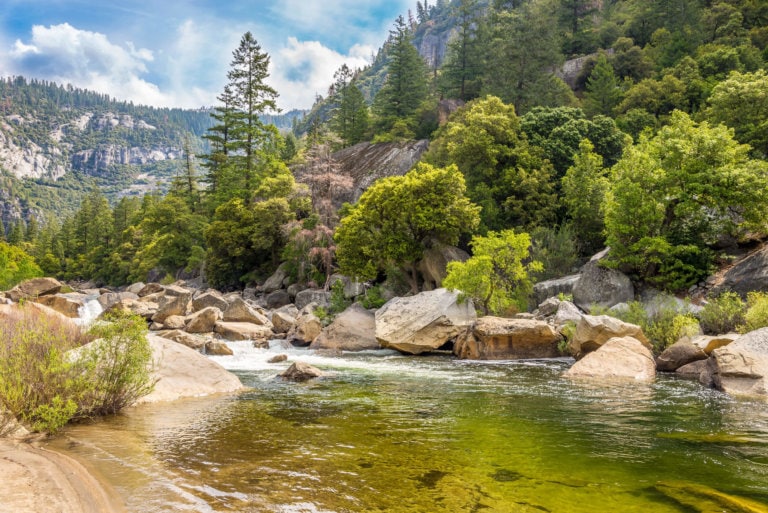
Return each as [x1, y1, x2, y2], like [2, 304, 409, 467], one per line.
[360, 285, 388, 310]
[0, 307, 154, 433]
[699, 291, 745, 334]
[0, 242, 43, 290]
[741, 292, 768, 333]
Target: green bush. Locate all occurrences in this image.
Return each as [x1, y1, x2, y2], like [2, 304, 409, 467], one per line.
[360, 285, 388, 310]
[699, 291, 745, 334]
[0, 241, 43, 291]
[741, 292, 768, 334]
[0, 306, 154, 434]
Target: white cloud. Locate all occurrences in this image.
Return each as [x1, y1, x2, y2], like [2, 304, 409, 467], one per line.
[270, 37, 373, 111]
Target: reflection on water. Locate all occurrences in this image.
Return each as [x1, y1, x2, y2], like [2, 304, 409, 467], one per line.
[52, 342, 768, 512]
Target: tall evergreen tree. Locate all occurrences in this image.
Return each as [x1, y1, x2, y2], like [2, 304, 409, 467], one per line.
[439, 0, 483, 101]
[584, 54, 622, 117]
[330, 66, 370, 147]
[373, 16, 429, 136]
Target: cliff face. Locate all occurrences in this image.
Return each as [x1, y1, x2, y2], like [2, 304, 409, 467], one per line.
[415, 21, 456, 70]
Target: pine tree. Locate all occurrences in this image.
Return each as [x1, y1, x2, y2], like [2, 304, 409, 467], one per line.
[201, 85, 236, 197]
[0, 218, 5, 242]
[439, 0, 483, 101]
[330, 65, 370, 147]
[584, 54, 622, 117]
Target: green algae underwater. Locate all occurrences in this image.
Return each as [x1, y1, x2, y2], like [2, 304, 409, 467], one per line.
[53, 346, 768, 512]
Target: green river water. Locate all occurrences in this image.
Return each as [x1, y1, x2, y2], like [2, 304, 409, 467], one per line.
[52, 343, 768, 512]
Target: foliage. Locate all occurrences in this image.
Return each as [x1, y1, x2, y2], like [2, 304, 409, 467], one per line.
[444, 229, 541, 315]
[328, 279, 352, 317]
[699, 291, 746, 334]
[561, 140, 610, 256]
[604, 111, 768, 290]
[0, 306, 152, 433]
[438, 0, 484, 102]
[425, 96, 558, 232]
[359, 285, 388, 310]
[584, 54, 622, 117]
[329, 65, 370, 147]
[528, 224, 580, 282]
[740, 292, 768, 333]
[335, 162, 480, 292]
[283, 216, 337, 287]
[0, 241, 43, 290]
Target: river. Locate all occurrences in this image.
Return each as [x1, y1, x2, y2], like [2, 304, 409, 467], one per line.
[52, 341, 768, 512]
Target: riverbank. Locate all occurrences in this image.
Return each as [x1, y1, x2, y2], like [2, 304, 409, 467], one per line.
[0, 439, 124, 513]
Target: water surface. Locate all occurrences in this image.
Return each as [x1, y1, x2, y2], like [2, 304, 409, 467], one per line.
[54, 342, 768, 512]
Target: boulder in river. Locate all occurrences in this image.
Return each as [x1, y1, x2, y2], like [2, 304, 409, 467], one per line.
[564, 336, 656, 381]
[32, 293, 86, 318]
[454, 317, 562, 360]
[214, 321, 273, 342]
[569, 314, 650, 359]
[655, 339, 708, 372]
[375, 288, 476, 355]
[279, 361, 325, 381]
[709, 327, 768, 397]
[185, 307, 222, 334]
[222, 297, 271, 327]
[5, 277, 62, 302]
[311, 303, 379, 351]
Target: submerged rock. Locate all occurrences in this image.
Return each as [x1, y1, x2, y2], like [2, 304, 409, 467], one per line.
[279, 361, 325, 381]
[268, 354, 288, 363]
[656, 339, 707, 372]
[710, 327, 768, 397]
[655, 480, 768, 513]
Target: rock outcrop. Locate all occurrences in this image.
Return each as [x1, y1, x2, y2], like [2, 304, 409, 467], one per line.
[185, 307, 222, 334]
[454, 317, 562, 360]
[532, 274, 580, 307]
[564, 336, 656, 381]
[572, 258, 634, 312]
[716, 243, 768, 296]
[709, 327, 768, 397]
[569, 314, 650, 358]
[375, 288, 476, 355]
[311, 303, 379, 351]
[6, 277, 62, 302]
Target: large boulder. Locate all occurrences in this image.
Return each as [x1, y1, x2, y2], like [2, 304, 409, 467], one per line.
[191, 291, 228, 313]
[564, 336, 656, 381]
[125, 282, 145, 295]
[532, 274, 580, 307]
[311, 304, 379, 351]
[454, 317, 562, 360]
[0, 302, 81, 332]
[655, 339, 708, 372]
[5, 277, 62, 302]
[214, 321, 273, 342]
[98, 291, 139, 311]
[104, 298, 158, 320]
[572, 259, 634, 312]
[204, 340, 234, 356]
[716, 243, 768, 296]
[689, 334, 739, 355]
[137, 283, 164, 297]
[279, 362, 325, 381]
[553, 301, 584, 327]
[417, 244, 470, 290]
[223, 297, 272, 327]
[134, 335, 243, 404]
[32, 294, 86, 318]
[709, 327, 768, 397]
[151, 290, 193, 323]
[295, 289, 331, 311]
[262, 264, 288, 293]
[272, 308, 298, 334]
[266, 290, 291, 309]
[287, 311, 323, 346]
[375, 288, 476, 355]
[185, 307, 222, 334]
[157, 329, 207, 351]
[570, 314, 650, 359]
[161, 315, 187, 330]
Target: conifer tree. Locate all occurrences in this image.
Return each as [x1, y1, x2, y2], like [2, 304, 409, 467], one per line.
[439, 0, 483, 101]
[584, 54, 622, 117]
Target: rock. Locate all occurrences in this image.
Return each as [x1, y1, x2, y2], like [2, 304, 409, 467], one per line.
[163, 284, 192, 297]
[135, 334, 243, 404]
[311, 303, 379, 351]
[710, 327, 768, 396]
[214, 321, 273, 342]
[295, 289, 331, 311]
[268, 354, 288, 363]
[570, 315, 650, 359]
[266, 289, 292, 309]
[454, 317, 563, 360]
[572, 259, 634, 312]
[151, 290, 192, 323]
[716, 243, 768, 296]
[286, 283, 306, 299]
[191, 291, 228, 312]
[564, 336, 656, 381]
[262, 264, 288, 293]
[655, 339, 707, 372]
[689, 334, 739, 355]
[97, 291, 139, 311]
[553, 301, 583, 327]
[272, 309, 297, 334]
[185, 307, 222, 334]
[137, 283, 164, 297]
[5, 277, 62, 302]
[417, 244, 470, 290]
[32, 294, 85, 318]
[158, 329, 207, 350]
[125, 282, 145, 295]
[105, 298, 157, 320]
[676, 359, 710, 380]
[287, 312, 322, 346]
[1, 407, 29, 438]
[328, 274, 367, 299]
[532, 274, 580, 307]
[279, 361, 325, 381]
[375, 288, 476, 355]
[162, 315, 187, 330]
[205, 340, 234, 356]
[655, 480, 768, 513]
[536, 297, 561, 317]
[223, 297, 272, 327]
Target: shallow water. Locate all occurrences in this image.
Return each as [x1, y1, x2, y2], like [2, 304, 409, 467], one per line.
[53, 342, 768, 512]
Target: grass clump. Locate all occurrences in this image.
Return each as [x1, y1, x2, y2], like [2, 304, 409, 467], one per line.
[0, 306, 154, 434]
[699, 291, 745, 334]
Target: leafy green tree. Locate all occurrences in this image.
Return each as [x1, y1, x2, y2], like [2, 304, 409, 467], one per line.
[373, 16, 429, 137]
[615, 74, 689, 117]
[584, 54, 622, 117]
[0, 241, 43, 290]
[704, 70, 768, 158]
[561, 140, 610, 256]
[604, 111, 768, 290]
[425, 96, 558, 232]
[335, 162, 480, 292]
[444, 229, 541, 315]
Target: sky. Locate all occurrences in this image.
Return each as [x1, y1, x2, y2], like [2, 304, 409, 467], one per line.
[0, 0, 413, 111]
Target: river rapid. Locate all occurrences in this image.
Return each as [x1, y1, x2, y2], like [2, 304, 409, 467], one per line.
[52, 341, 768, 512]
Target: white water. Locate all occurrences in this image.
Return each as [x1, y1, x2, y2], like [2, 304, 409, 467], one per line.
[75, 295, 103, 326]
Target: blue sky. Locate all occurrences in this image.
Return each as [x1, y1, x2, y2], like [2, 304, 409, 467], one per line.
[0, 0, 412, 111]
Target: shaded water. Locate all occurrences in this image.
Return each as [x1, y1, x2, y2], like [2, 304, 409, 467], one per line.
[53, 342, 768, 512]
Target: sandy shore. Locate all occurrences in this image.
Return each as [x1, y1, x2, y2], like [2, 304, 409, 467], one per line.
[0, 440, 124, 513]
